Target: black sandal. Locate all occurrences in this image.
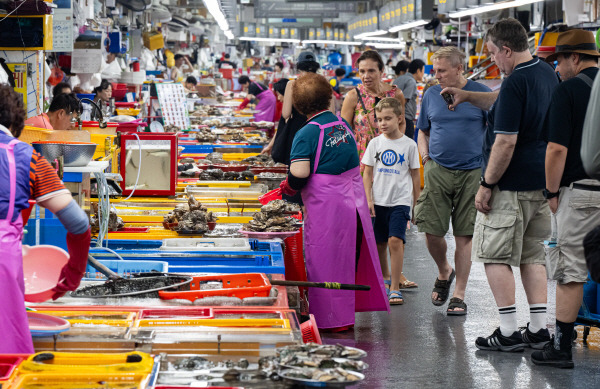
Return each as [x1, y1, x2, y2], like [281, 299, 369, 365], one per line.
[447, 297, 467, 316]
[431, 269, 455, 306]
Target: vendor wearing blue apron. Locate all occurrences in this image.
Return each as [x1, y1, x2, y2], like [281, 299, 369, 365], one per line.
[237, 76, 276, 122]
[279, 73, 389, 331]
[0, 85, 91, 353]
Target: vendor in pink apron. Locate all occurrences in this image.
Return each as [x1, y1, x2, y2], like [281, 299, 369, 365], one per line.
[0, 85, 91, 353]
[237, 76, 276, 122]
[279, 73, 389, 331]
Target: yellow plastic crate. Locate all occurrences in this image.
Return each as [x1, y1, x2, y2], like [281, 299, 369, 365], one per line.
[34, 311, 137, 327]
[135, 318, 290, 329]
[18, 352, 153, 375]
[19, 126, 53, 144]
[116, 108, 141, 116]
[143, 31, 164, 50]
[7, 372, 149, 389]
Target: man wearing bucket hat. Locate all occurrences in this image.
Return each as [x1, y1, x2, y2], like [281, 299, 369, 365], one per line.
[531, 29, 600, 369]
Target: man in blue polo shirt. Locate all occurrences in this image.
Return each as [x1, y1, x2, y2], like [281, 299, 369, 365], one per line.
[441, 18, 558, 352]
[415, 46, 490, 316]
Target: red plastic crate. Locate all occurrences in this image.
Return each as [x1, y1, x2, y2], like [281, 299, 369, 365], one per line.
[300, 314, 322, 344]
[0, 354, 30, 381]
[283, 212, 307, 302]
[258, 188, 282, 205]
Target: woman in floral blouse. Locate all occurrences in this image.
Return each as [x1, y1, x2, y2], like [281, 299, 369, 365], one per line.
[342, 50, 405, 173]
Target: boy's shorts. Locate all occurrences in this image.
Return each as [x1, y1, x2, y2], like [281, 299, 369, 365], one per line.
[373, 205, 411, 244]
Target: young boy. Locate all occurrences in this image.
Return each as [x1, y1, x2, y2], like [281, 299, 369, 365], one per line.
[362, 98, 421, 305]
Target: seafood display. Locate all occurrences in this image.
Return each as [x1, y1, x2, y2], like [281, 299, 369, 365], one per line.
[242, 154, 285, 167]
[276, 344, 367, 360]
[71, 275, 193, 298]
[164, 124, 181, 133]
[280, 367, 363, 384]
[197, 169, 254, 181]
[163, 195, 218, 234]
[248, 135, 269, 144]
[156, 343, 367, 387]
[195, 128, 218, 143]
[243, 200, 301, 232]
[170, 356, 253, 371]
[257, 172, 287, 179]
[90, 203, 124, 232]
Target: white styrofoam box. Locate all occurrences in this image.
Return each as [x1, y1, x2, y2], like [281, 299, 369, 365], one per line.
[119, 71, 146, 85]
[160, 238, 251, 251]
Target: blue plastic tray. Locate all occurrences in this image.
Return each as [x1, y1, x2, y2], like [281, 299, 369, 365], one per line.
[88, 239, 285, 274]
[84, 259, 169, 281]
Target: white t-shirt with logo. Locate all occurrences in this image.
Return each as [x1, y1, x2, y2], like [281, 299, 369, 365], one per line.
[362, 134, 420, 207]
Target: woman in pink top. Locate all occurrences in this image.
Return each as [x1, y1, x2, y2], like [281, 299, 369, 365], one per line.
[342, 50, 405, 173]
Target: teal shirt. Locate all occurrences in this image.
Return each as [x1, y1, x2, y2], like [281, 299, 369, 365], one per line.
[290, 111, 360, 175]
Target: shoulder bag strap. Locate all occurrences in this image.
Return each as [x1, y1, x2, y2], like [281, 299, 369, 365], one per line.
[355, 87, 368, 112]
[577, 73, 594, 88]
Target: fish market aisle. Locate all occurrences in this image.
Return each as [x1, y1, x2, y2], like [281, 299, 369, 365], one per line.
[322, 227, 600, 388]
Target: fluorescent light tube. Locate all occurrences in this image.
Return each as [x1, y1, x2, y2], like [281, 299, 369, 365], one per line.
[354, 30, 388, 39]
[302, 40, 361, 45]
[448, 0, 544, 18]
[388, 20, 428, 32]
[359, 37, 400, 42]
[368, 43, 406, 49]
[239, 37, 301, 43]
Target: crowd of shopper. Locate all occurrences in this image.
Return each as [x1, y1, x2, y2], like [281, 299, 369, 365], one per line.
[268, 18, 600, 369]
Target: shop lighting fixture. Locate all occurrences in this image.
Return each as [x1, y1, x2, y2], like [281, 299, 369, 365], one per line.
[448, 0, 544, 18]
[224, 30, 234, 39]
[239, 37, 301, 43]
[302, 40, 362, 46]
[388, 20, 428, 32]
[203, 0, 229, 31]
[359, 37, 401, 42]
[367, 43, 406, 49]
[354, 30, 388, 39]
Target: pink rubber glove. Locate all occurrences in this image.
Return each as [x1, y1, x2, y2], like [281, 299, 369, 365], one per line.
[52, 228, 91, 300]
[279, 177, 297, 196]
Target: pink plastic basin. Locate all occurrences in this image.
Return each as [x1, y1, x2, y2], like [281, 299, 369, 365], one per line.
[22, 245, 70, 303]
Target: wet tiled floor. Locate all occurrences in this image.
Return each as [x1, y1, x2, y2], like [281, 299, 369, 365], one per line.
[322, 227, 600, 388]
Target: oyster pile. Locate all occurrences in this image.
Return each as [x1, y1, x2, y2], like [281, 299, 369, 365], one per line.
[204, 152, 226, 164]
[276, 343, 366, 360]
[170, 356, 251, 371]
[257, 172, 287, 179]
[198, 169, 254, 181]
[283, 367, 361, 383]
[199, 168, 224, 180]
[195, 128, 217, 143]
[243, 200, 301, 232]
[242, 154, 285, 167]
[248, 136, 269, 144]
[164, 124, 181, 133]
[164, 195, 217, 234]
[90, 203, 124, 232]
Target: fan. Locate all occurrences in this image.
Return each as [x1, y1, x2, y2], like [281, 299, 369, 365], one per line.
[116, 0, 151, 12]
[150, 2, 171, 23]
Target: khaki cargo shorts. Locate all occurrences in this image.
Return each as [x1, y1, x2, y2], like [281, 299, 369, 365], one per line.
[414, 159, 480, 236]
[546, 179, 600, 284]
[472, 187, 550, 267]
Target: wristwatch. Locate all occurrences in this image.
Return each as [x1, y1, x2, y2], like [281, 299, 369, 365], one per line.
[479, 176, 496, 190]
[543, 189, 560, 199]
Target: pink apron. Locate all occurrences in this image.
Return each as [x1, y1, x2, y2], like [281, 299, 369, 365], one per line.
[0, 139, 34, 353]
[254, 83, 276, 122]
[301, 117, 389, 329]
